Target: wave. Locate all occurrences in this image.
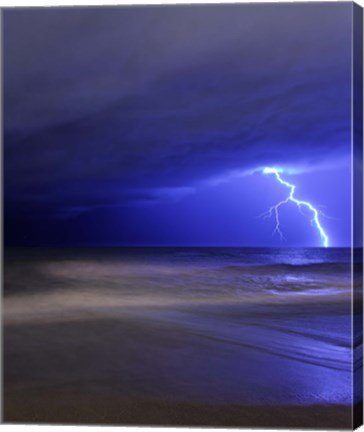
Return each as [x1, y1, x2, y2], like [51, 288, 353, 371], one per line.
[220, 262, 351, 274]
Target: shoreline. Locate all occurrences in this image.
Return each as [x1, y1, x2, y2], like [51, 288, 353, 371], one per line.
[3, 248, 354, 428]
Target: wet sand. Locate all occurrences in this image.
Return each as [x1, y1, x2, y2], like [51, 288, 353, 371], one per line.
[4, 311, 353, 428]
[4, 389, 352, 428]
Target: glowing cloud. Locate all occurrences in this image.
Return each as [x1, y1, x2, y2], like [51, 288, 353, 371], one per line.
[262, 167, 329, 248]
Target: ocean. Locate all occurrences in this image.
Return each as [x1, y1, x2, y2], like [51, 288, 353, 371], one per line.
[3, 247, 360, 425]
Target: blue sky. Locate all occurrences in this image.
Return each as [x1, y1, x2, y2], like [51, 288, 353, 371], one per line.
[3, 2, 352, 247]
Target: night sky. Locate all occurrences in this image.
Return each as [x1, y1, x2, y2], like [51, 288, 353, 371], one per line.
[3, 3, 352, 247]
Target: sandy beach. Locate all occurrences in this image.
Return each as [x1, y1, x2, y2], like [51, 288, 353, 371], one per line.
[4, 388, 353, 428]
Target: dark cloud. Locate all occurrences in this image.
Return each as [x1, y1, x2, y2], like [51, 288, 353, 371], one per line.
[3, 3, 352, 245]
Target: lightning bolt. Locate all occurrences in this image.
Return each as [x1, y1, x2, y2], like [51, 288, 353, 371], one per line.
[262, 167, 329, 248]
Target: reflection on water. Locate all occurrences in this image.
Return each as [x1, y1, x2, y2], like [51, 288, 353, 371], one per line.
[3, 247, 358, 406]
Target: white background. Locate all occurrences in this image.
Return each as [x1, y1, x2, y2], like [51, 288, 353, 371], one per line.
[0, 1, 363, 432]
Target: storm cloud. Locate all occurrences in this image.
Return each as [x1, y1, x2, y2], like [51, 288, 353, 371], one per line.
[3, 3, 353, 246]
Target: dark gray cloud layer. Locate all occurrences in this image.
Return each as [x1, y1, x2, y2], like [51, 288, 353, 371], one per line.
[3, 3, 352, 243]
